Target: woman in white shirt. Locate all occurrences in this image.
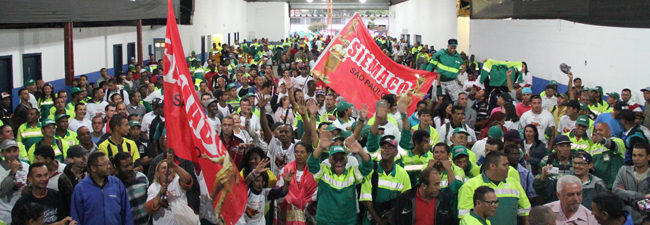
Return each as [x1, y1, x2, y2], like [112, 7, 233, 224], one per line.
[146, 159, 199, 225]
[503, 102, 522, 131]
[433, 101, 452, 129]
[232, 113, 252, 143]
[274, 96, 295, 126]
[515, 62, 533, 88]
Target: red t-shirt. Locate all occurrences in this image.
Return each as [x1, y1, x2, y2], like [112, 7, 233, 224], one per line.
[205, 71, 218, 90]
[415, 190, 436, 225]
[133, 72, 141, 81]
[516, 102, 532, 117]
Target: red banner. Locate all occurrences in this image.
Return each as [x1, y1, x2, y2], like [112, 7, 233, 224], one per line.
[162, 0, 247, 224]
[312, 14, 436, 117]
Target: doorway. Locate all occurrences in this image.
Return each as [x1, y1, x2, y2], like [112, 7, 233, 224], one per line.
[0, 56, 13, 111]
[415, 35, 422, 45]
[127, 42, 136, 64]
[22, 53, 42, 82]
[153, 38, 165, 62]
[201, 36, 206, 63]
[113, 44, 123, 76]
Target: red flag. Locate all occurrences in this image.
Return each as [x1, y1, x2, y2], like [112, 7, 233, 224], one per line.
[312, 14, 436, 117]
[162, 0, 247, 224]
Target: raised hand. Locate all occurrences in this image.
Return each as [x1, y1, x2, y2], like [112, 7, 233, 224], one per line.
[253, 158, 271, 174]
[307, 100, 319, 115]
[319, 130, 334, 149]
[283, 169, 295, 182]
[359, 104, 369, 121]
[257, 93, 270, 109]
[441, 159, 453, 171]
[506, 69, 512, 77]
[345, 138, 363, 153]
[397, 98, 408, 114]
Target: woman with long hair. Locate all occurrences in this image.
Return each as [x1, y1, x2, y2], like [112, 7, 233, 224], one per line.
[516, 62, 533, 88]
[240, 147, 278, 188]
[503, 102, 521, 131]
[433, 101, 452, 129]
[146, 159, 199, 224]
[274, 96, 295, 126]
[37, 83, 56, 120]
[524, 124, 549, 175]
[274, 141, 318, 225]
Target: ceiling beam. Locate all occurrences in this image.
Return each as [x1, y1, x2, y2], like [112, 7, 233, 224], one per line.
[289, 2, 389, 10]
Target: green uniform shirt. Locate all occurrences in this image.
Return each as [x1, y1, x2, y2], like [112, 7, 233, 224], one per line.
[48, 107, 75, 121]
[359, 162, 411, 202]
[458, 172, 531, 225]
[38, 97, 55, 120]
[55, 130, 79, 147]
[411, 125, 440, 146]
[397, 149, 434, 187]
[307, 153, 373, 225]
[461, 211, 491, 225]
[16, 122, 43, 151]
[227, 96, 241, 111]
[479, 60, 523, 87]
[565, 130, 594, 152]
[589, 138, 625, 188]
[28, 139, 70, 163]
[426, 49, 464, 81]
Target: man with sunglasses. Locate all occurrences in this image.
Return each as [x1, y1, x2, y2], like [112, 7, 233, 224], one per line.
[458, 151, 531, 225]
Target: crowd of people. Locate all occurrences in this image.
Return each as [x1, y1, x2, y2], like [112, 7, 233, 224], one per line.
[1, 33, 650, 225]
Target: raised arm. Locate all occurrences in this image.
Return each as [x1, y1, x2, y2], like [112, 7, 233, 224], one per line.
[244, 158, 270, 185]
[506, 69, 515, 92]
[567, 72, 574, 100]
[352, 104, 369, 140]
[257, 93, 274, 143]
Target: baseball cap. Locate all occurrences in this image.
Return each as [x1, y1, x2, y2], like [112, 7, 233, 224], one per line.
[70, 87, 82, 96]
[448, 39, 458, 46]
[226, 83, 237, 90]
[244, 93, 256, 98]
[558, 93, 569, 99]
[499, 92, 513, 102]
[452, 146, 469, 158]
[55, 114, 70, 122]
[191, 51, 196, 54]
[41, 119, 56, 127]
[24, 79, 35, 86]
[337, 100, 354, 112]
[594, 86, 603, 94]
[576, 115, 590, 127]
[504, 130, 523, 142]
[0, 92, 10, 99]
[553, 135, 572, 146]
[522, 87, 533, 94]
[613, 101, 629, 111]
[379, 135, 397, 147]
[128, 120, 141, 127]
[326, 125, 342, 132]
[67, 145, 87, 159]
[203, 98, 218, 108]
[152, 98, 164, 107]
[329, 145, 346, 155]
[453, 127, 470, 136]
[641, 87, 650, 92]
[1, 140, 18, 151]
[488, 126, 504, 138]
[271, 122, 284, 131]
[560, 63, 571, 74]
[548, 80, 558, 86]
[574, 150, 593, 163]
[579, 102, 590, 111]
[563, 99, 581, 109]
[606, 92, 620, 100]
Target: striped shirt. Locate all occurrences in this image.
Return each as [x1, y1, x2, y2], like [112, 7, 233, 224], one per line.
[16, 122, 43, 150]
[122, 172, 149, 225]
[98, 137, 142, 167]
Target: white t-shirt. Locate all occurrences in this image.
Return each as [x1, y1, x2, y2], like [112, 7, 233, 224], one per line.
[556, 115, 577, 134]
[267, 137, 295, 176]
[234, 129, 251, 144]
[378, 121, 401, 144]
[85, 101, 109, 120]
[433, 117, 450, 130]
[331, 117, 356, 131]
[541, 95, 557, 112]
[0, 161, 29, 223]
[240, 114, 261, 135]
[293, 75, 313, 91]
[147, 176, 199, 225]
[462, 78, 484, 92]
[237, 188, 274, 225]
[515, 72, 533, 88]
[68, 118, 92, 133]
[437, 123, 477, 146]
[207, 116, 221, 136]
[47, 162, 67, 191]
[141, 112, 164, 138]
[217, 103, 231, 118]
[520, 110, 556, 143]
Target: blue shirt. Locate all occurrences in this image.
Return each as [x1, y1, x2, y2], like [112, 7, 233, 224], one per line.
[594, 112, 624, 138]
[92, 133, 104, 144]
[517, 164, 537, 199]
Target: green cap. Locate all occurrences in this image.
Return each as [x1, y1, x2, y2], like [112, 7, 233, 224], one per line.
[336, 100, 354, 112]
[488, 126, 504, 138]
[582, 87, 591, 92]
[594, 86, 603, 94]
[329, 145, 346, 155]
[191, 50, 196, 54]
[607, 92, 620, 100]
[227, 83, 237, 90]
[326, 125, 342, 132]
[576, 115, 590, 127]
[24, 79, 35, 86]
[128, 120, 141, 127]
[579, 102, 590, 111]
[453, 127, 470, 136]
[41, 119, 56, 127]
[244, 93, 256, 98]
[70, 87, 82, 95]
[548, 80, 558, 86]
[128, 65, 135, 71]
[54, 114, 70, 122]
[452, 146, 469, 158]
[339, 130, 352, 139]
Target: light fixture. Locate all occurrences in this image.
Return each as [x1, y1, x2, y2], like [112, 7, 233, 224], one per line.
[359, 0, 366, 3]
[306, 0, 313, 2]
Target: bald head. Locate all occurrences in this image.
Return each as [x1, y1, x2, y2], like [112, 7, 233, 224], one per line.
[594, 122, 611, 138]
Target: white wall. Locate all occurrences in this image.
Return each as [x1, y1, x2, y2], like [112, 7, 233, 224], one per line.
[0, 0, 249, 89]
[470, 19, 650, 103]
[246, 2, 289, 41]
[388, 0, 458, 49]
[290, 16, 389, 33]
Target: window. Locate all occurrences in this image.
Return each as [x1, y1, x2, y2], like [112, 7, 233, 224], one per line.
[290, 18, 301, 24]
[310, 18, 322, 23]
[333, 18, 344, 24]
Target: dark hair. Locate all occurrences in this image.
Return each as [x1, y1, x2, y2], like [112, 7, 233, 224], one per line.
[127, 114, 139, 122]
[12, 202, 45, 225]
[240, 147, 269, 174]
[452, 105, 464, 114]
[34, 145, 55, 161]
[294, 141, 314, 154]
[622, 88, 631, 94]
[592, 191, 625, 219]
[417, 100, 428, 108]
[28, 162, 47, 177]
[111, 93, 122, 102]
[484, 151, 507, 170]
[503, 102, 519, 122]
[434, 142, 451, 154]
[18, 88, 28, 95]
[107, 78, 116, 85]
[381, 94, 397, 108]
[105, 104, 116, 111]
[633, 143, 650, 156]
[112, 152, 133, 168]
[418, 168, 439, 187]
[434, 101, 453, 122]
[486, 138, 504, 152]
[473, 186, 495, 206]
[74, 103, 86, 112]
[109, 114, 126, 130]
[38, 83, 56, 102]
[503, 144, 519, 156]
[524, 124, 541, 144]
[412, 130, 430, 146]
[0, 124, 12, 133]
[531, 95, 542, 101]
[88, 151, 106, 170]
[521, 62, 529, 73]
[418, 107, 431, 117]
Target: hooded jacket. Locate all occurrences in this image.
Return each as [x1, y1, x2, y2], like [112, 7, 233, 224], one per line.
[71, 175, 134, 225]
[613, 165, 650, 223]
[392, 184, 456, 225]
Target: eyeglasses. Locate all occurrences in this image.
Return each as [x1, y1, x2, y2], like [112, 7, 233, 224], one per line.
[481, 200, 499, 206]
[573, 161, 589, 166]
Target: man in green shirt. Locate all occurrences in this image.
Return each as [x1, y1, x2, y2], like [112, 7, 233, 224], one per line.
[425, 39, 464, 101]
[460, 186, 498, 225]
